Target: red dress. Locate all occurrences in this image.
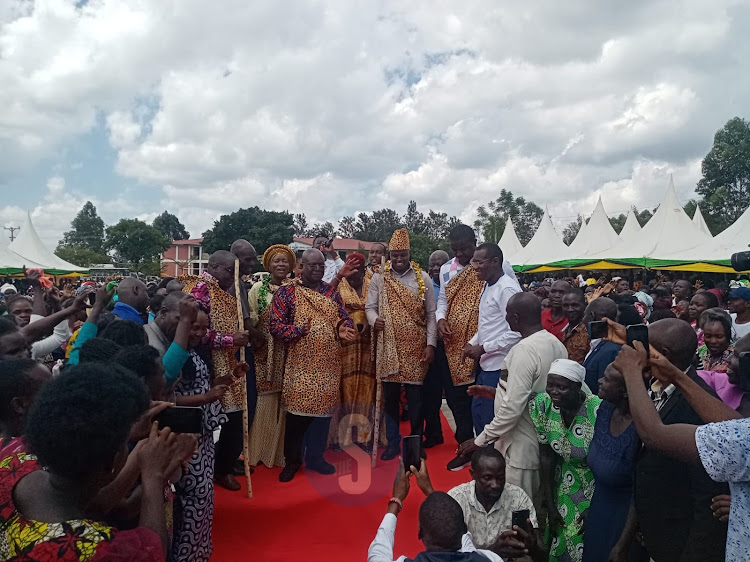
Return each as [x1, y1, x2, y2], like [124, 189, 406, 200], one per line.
[0, 449, 163, 561]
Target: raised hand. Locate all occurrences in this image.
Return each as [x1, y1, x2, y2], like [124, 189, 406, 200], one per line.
[178, 296, 199, 324]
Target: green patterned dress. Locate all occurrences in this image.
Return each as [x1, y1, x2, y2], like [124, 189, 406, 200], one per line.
[530, 392, 601, 562]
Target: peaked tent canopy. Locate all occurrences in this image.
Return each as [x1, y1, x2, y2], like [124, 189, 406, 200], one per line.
[567, 197, 622, 259]
[662, 203, 750, 265]
[0, 244, 45, 274]
[692, 205, 713, 237]
[511, 207, 569, 268]
[498, 217, 524, 262]
[566, 214, 589, 257]
[618, 209, 642, 243]
[589, 176, 711, 263]
[9, 212, 89, 274]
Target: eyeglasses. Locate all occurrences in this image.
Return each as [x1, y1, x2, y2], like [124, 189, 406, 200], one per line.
[470, 258, 496, 266]
[303, 263, 326, 270]
[214, 264, 234, 274]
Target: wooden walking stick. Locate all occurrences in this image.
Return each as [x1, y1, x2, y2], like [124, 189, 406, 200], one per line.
[370, 255, 386, 469]
[235, 258, 253, 498]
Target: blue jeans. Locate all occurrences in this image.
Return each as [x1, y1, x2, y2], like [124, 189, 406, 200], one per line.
[472, 369, 501, 435]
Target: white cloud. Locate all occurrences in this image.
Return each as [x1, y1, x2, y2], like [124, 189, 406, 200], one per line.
[1, 0, 749, 245]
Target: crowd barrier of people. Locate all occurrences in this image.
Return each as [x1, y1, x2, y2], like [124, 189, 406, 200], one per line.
[1, 225, 749, 561]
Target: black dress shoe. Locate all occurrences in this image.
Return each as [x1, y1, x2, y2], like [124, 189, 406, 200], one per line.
[306, 459, 336, 475]
[279, 463, 301, 482]
[381, 444, 400, 461]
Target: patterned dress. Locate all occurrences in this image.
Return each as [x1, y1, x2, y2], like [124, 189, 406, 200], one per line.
[697, 343, 734, 373]
[0, 451, 162, 561]
[247, 279, 288, 467]
[172, 350, 228, 562]
[530, 392, 601, 562]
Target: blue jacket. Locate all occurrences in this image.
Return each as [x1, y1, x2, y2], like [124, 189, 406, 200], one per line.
[582, 341, 621, 394]
[112, 302, 145, 325]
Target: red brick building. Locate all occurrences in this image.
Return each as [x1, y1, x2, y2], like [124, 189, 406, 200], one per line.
[161, 238, 208, 277]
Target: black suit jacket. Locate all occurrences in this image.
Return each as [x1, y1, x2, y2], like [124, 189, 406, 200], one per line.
[582, 340, 621, 394]
[634, 368, 729, 562]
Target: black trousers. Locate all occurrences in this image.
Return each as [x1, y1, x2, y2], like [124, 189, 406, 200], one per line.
[383, 381, 423, 448]
[422, 341, 474, 444]
[214, 361, 258, 477]
[283, 413, 331, 467]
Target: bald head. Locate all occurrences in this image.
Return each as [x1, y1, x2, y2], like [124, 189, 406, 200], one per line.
[207, 250, 236, 291]
[584, 297, 618, 323]
[429, 250, 450, 283]
[230, 239, 257, 276]
[506, 292, 542, 334]
[648, 318, 698, 370]
[302, 248, 324, 263]
[117, 277, 148, 314]
[300, 249, 325, 286]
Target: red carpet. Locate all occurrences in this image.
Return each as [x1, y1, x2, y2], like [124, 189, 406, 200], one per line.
[212, 414, 470, 561]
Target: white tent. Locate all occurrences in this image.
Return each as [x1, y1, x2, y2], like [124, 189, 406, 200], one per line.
[692, 204, 713, 237]
[0, 244, 44, 272]
[664, 204, 750, 262]
[618, 209, 642, 243]
[567, 197, 622, 259]
[498, 217, 524, 262]
[10, 212, 88, 273]
[593, 176, 711, 260]
[512, 206, 569, 266]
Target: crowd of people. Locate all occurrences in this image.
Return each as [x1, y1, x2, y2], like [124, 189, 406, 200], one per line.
[1, 223, 749, 562]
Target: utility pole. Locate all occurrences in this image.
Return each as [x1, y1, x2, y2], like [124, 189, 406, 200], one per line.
[4, 226, 20, 242]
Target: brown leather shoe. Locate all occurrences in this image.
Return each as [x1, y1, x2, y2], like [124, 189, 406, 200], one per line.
[215, 474, 241, 491]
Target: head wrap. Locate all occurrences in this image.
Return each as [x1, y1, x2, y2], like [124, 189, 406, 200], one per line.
[633, 291, 654, 320]
[262, 244, 297, 272]
[389, 228, 410, 251]
[548, 359, 586, 385]
[0, 283, 17, 295]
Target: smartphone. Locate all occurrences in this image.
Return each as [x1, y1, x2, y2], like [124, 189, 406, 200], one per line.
[511, 509, 531, 532]
[626, 324, 649, 357]
[402, 435, 421, 473]
[326, 236, 335, 249]
[588, 320, 608, 340]
[88, 292, 96, 306]
[738, 352, 750, 393]
[155, 406, 203, 434]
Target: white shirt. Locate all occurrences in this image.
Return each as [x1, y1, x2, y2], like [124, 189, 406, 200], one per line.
[468, 274, 522, 371]
[367, 513, 503, 562]
[30, 315, 71, 360]
[447, 481, 537, 550]
[731, 313, 750, 340]
[436, 258, 519, 321]
[475, 330, 568, 469]
[322, 257, 344, 283]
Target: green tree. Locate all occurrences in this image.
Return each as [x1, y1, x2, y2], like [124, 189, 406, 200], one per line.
[104, 219, 171, 274]
[408, 231, 449, 269]
[696, 117, 750, 233]
[292, 213, 309, 237]
[54, 245, 110, 267]
[337, 216, 357, 238]
[473, 189, 543, 245]
[152, 211, 190, 241]
[562, 215, 585, 245]
[608, 207, 654, 234]
[201, 207, 294, 256]
[59, 201, 105, 253]
[308, 221, 336, 238]
[403, 200, 427, 234]
[354, 208, 403, 242]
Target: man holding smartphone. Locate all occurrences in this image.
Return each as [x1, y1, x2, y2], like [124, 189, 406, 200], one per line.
[312, 234, 344, 283]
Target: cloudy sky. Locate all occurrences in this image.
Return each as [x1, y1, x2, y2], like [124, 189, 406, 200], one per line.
[1, 0, 749, 247]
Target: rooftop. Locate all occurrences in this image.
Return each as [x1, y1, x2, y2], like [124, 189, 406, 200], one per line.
[171, 238, 204, 246]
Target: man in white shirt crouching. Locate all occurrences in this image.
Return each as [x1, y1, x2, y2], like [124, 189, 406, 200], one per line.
[368, 461, 504, 562]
